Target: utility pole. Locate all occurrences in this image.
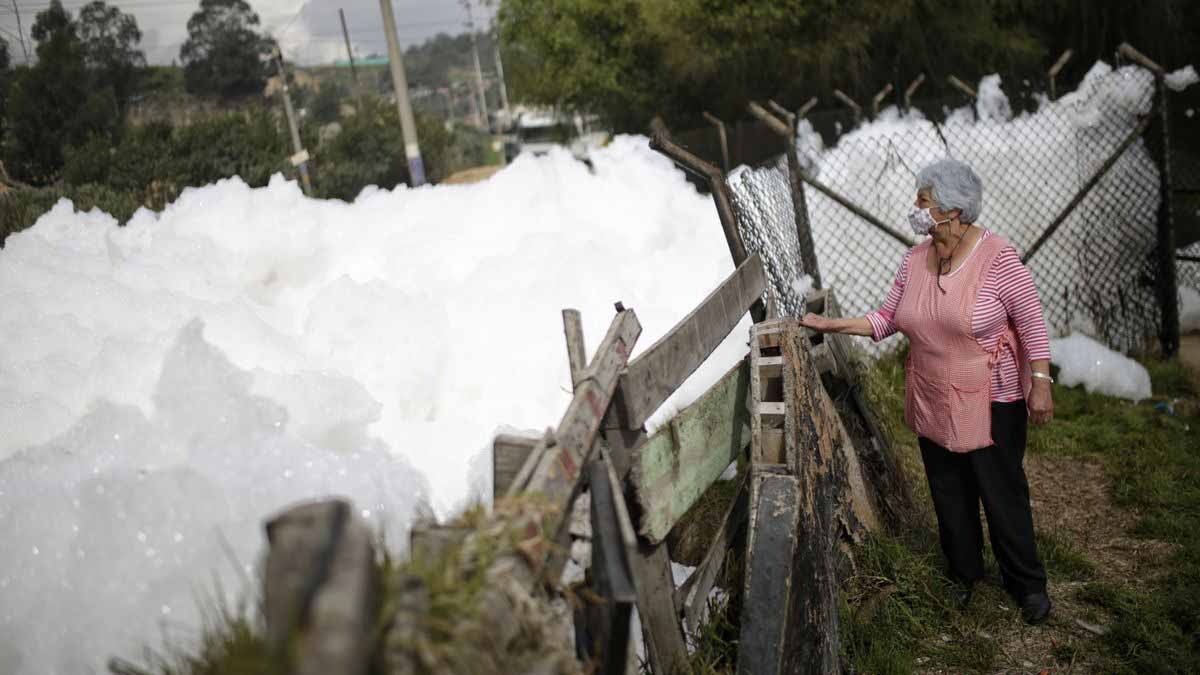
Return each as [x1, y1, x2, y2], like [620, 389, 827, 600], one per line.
[378, 0, 426, 186]
[464, 0, 489, 131]
[441, 86, 454, 123]
[12, 0, 30, 63]
[493, 39, 510, 122]
[338, 8, 358, 86]
[272, 47, 313, 195]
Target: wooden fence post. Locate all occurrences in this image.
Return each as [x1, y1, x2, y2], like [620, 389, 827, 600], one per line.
[263, 499, 376, 675]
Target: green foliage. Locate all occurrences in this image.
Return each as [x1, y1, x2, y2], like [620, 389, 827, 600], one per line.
[4, 1, 115, 184]
[403, 31, 498, 91]
[180, 0, 272, 100]
[848, 349, 1200, 672]
[107, 601, 279, 675]
[1034, 529, 1096, 581]
[498, 0, 1200, 132]
[60, 108, 289, 201]
[308, 81, 347, 126]
[110, 498, 569, 675]
[313, 98, 450, 201]
[3, 94, 472, 240]
[77, 1, 146, 110]
[0, 39, 10, 146]
[139, 66, 186, 96]
[2, 0, 144, 185]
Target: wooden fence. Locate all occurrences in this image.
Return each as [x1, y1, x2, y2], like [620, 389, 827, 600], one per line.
[247, 133, 909, 674]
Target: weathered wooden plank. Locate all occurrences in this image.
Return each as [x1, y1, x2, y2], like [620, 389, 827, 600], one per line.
[585, 454, 637, 674]
[602, 405, 689, 675]
[493, 433, 539, 497]
[778, 319, 850, 672]
[675, 470, 750, 638]
[801, 290, 889, 532]
[629, 358, 751, 543]
[503, 431, 551, 499]
[619, 253, 766, 430]
[757, 401, 786, 416]
[563, 308, 588, 390]
[524, 309, 641, 536]
[737, 473, 801, 675]
[263, 499, 376, 675]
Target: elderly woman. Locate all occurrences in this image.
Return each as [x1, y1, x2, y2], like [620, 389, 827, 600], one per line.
[800, 158, 1054, 625]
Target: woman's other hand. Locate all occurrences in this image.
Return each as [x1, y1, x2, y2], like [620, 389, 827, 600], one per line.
[1029, 379, 1054, 425]
[800, 313, 834, 333]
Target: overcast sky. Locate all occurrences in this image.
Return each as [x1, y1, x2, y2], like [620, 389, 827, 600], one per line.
[1, 0, 496, 66]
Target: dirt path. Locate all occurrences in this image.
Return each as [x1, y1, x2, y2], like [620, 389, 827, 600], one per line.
[925, 455, 1179, 674]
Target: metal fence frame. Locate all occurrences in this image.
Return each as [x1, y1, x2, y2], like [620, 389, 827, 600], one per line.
[693, 43, 1193, 358]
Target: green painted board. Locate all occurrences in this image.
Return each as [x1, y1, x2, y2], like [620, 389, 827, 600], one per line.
[630, 357, 751, 543]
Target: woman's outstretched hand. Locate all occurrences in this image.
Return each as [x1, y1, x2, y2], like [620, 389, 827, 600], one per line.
[799, 313, 834, 333]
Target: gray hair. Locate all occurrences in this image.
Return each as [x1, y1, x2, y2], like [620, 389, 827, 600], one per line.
[915, 159, 983, 224]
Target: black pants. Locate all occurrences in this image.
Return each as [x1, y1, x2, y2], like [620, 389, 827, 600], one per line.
[918, 400, 1047, 599]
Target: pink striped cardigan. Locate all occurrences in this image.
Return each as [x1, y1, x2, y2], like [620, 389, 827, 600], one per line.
[866, 229, 1051, 402]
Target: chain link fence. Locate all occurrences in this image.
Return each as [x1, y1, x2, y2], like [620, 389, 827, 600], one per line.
[728, 63, 1190, 356]
[1172, 76, 1200, 299]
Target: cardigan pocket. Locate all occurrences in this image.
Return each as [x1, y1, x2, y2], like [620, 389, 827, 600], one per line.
[948, 381, 993, 450]
[904, 367, 940, 438]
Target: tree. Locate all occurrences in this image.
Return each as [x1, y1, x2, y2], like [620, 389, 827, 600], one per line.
[76, 1, 146, 111]
[3, 0, 119, 184]
[494, 0, 1085, 132]
[0, 39, 10, 149]
[180, 0, 273, 100]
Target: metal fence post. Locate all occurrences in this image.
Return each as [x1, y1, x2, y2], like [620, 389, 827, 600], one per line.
[871, 84, 894, 118]
[702, 111, 731, 173]
[832, 89, 862, 125]
[904, 74, 925, 112]
[1048, 49, 1073, 101]
[1119, 43, 1179, 356]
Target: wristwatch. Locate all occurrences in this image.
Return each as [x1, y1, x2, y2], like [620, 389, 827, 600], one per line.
[1031, 372, 1054, 384]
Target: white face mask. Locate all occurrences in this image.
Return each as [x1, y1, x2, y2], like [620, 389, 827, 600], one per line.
[907, 206, 952, 236]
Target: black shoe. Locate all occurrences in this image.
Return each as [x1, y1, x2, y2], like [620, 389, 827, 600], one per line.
[952, 581, 977, 609]
[1020, 592, 1052, 625]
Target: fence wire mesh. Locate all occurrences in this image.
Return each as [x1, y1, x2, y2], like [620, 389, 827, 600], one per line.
[727, 158, 809, 320]
[729, 64, 1187, 355]
[1173, 77, 1200, 302]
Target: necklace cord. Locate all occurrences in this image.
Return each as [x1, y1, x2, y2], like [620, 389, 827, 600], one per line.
[936, 221, 967, 294]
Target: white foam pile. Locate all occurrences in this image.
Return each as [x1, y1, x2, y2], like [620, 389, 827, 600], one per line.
[0, 137, 753, 674]
[1165, 65, 1199, 92]
[796, 62, 1162, 346]
[1182, 286, 1200, 333]
[2, 59, 1192, 674]
[1049, 334, 1152, 401]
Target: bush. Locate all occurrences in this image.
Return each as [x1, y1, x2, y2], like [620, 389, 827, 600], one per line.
[1, 183, 148, 245]
[5, 96, 458, 239]
[313, 97, 450, 200]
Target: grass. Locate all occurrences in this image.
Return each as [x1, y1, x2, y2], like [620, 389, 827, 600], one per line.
[109, 497, 577, 675]
[838, 346, 1200, 673]
[113, 344, 1200, 674]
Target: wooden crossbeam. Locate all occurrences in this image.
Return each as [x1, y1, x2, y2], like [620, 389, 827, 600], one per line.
[523, 310, 641, 530]
[619, 253, 766, 430]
